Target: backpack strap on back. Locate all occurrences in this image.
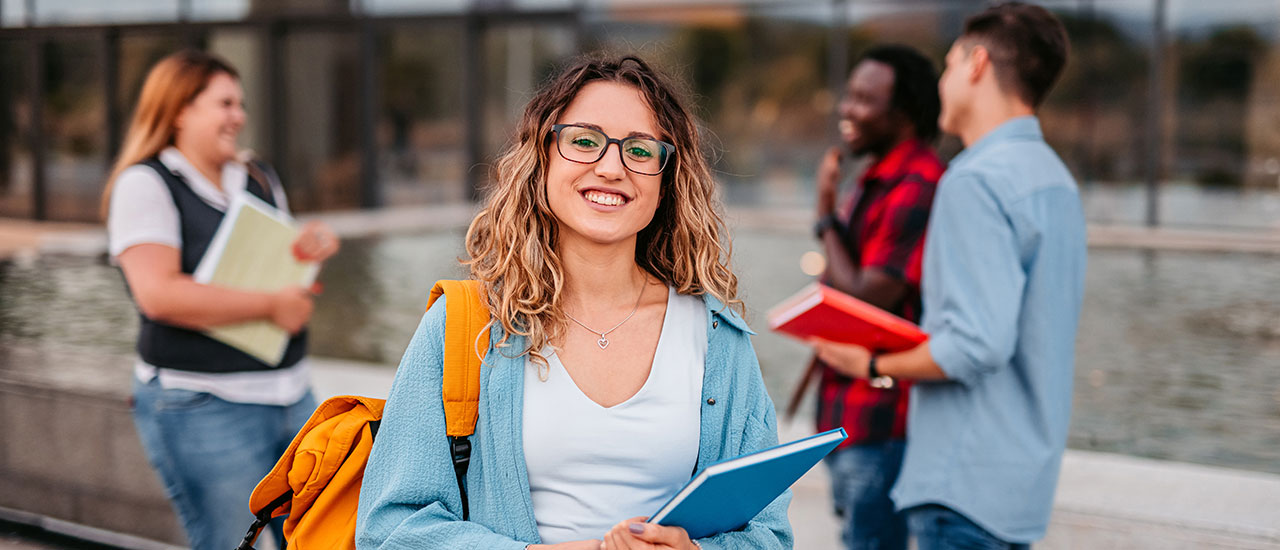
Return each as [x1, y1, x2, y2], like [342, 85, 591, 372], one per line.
[427, 279, 490, 520]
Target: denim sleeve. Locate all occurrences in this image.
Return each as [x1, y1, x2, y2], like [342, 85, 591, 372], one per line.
[355, 297, 528, 550]
[699, 333, 794, 550]
[922, 173, 1026, 386]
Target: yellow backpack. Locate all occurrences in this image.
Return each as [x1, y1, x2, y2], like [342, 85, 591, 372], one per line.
[235, 279, 491, 550]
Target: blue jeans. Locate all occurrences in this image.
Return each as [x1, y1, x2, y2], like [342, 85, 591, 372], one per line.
[906, 505, 1030, 550]
[824, 440, 907, 550]
[132, 377, 316, 550]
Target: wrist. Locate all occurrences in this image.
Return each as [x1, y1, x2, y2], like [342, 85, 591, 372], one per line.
[263, 291, 282, 321]
[813, 213, 841, 239]
[868, 354, 896, 389]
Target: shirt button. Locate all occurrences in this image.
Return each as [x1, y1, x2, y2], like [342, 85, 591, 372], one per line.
[706, 398, 716, 405]
[712, 320, 719, 329]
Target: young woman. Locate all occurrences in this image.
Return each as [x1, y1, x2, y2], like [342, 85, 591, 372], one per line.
[104, 50, 339, 550]
[357, 56, 792, 550]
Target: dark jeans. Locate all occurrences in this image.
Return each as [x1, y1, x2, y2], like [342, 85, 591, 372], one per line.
[906, 505, 1030, 550]
[824, 440, 907, 550]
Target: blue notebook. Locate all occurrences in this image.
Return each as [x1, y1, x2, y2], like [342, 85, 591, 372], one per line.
[647, 427, 847, 539]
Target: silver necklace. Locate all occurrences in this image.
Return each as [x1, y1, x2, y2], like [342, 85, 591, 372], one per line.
[563, 279, 647, 350]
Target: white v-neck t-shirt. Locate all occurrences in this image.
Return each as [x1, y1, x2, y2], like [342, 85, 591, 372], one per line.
[106, 147, 310, 406]
[522, 287, 706, 544]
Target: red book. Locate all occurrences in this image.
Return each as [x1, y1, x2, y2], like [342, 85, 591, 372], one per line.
[767, 283, 927, 353]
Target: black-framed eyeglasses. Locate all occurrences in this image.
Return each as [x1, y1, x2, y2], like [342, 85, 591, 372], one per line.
[550, 123, 675, 176]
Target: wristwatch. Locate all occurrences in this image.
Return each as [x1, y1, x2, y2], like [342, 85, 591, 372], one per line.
[813, 213, 841, 239]
[867, 355, 895, 389]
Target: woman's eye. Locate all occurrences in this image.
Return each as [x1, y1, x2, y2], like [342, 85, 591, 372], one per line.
[570, 137, 599, 148]
[626, 143, 655, 158]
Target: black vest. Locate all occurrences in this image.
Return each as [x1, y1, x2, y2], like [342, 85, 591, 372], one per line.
[133, 158, 308, 373]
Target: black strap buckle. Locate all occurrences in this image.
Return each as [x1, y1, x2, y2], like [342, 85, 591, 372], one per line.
[235, 491, 292, 550]
[449, 436, 472, 520]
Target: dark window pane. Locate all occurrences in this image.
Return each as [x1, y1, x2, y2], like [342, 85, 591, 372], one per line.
[480, 22, 576, 180]
[379, 23, 468, 204]
[282, 29, 362, 211]
[244, 0, 350, 18]
[116, 32, 187, 142]
[0, 41, 33, 217]
[43, 38, 107, 221]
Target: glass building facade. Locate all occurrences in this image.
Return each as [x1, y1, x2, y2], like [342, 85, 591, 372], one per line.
[1, 0, 1278, 229]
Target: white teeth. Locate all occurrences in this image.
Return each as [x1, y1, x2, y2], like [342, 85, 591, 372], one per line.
[584, 190, 625, 207]
[839, 120, 856, 139]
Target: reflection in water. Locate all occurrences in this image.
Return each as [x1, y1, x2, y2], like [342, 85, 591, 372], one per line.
[1, 231, 1278, 475]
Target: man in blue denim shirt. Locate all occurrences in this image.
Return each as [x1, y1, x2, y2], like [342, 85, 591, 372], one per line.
[811, 3, 1085, 548]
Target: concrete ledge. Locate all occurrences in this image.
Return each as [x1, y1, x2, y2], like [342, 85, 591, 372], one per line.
[1042, 450, 1280, 549]
[0, 366, 184, 545]
[1087, 224, 1280, 254]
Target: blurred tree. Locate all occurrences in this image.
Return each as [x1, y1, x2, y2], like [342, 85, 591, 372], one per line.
[1048, 12, 1150, 184]
[1176, 25, 1268, 186]
[675, 26, 747, 116]
[1179, 25, 1267, 102]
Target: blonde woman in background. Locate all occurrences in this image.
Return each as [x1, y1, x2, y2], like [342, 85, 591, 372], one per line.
[103, 49, 338, 550]
[357, 55, 793, 550]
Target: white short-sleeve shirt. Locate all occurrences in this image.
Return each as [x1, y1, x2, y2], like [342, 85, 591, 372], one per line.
[523, 287, 706, 544]
[107, 147, 310, 406]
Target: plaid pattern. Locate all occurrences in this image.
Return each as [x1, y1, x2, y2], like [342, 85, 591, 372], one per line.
[817, 139, 943, 447]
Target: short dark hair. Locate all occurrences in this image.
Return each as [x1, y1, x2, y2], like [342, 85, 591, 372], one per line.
[860, 45, 941, 143]
[961, 1, 1069, 107]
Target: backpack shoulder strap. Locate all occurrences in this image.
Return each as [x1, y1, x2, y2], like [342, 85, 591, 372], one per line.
[426, 279, 490, 521]
[427, 279, 490, 438]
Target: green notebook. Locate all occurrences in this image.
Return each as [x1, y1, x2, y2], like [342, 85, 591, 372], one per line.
[193, 192, 319, 365]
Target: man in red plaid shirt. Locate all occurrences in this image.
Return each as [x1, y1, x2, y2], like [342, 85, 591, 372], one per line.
[799, 44, 944, 550]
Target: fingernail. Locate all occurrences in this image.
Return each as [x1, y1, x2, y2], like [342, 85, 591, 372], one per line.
[628, 523, 645, 534]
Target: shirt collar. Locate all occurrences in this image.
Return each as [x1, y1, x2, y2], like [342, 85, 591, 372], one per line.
[863, 138, 927, 182]
[950, 115, 1043, 169]
[158, 146, 248, 210]
[702, 294, 755, 335]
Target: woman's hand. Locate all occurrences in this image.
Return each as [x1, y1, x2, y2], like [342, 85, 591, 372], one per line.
[602, 518, 697, 550]
[810, 337, 872, 379]
[291, 221, 340, 263]
[269, 285, 315, 334]
[527, 540, 602, 550]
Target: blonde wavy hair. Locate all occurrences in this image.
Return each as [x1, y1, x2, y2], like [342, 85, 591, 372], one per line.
[464, 54, 741, 370]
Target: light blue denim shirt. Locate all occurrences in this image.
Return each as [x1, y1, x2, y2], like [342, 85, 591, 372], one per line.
[356, 293, 793, 550]
[891, 116, 1087, 543]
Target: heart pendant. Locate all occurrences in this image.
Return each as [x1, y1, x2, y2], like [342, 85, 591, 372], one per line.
[597, 337, 610, 350]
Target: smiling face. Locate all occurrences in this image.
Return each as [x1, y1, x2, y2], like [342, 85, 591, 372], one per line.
[174, 71, 246, 167]
[837, 59, 900, 156]
[545, 80, 665, 250]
